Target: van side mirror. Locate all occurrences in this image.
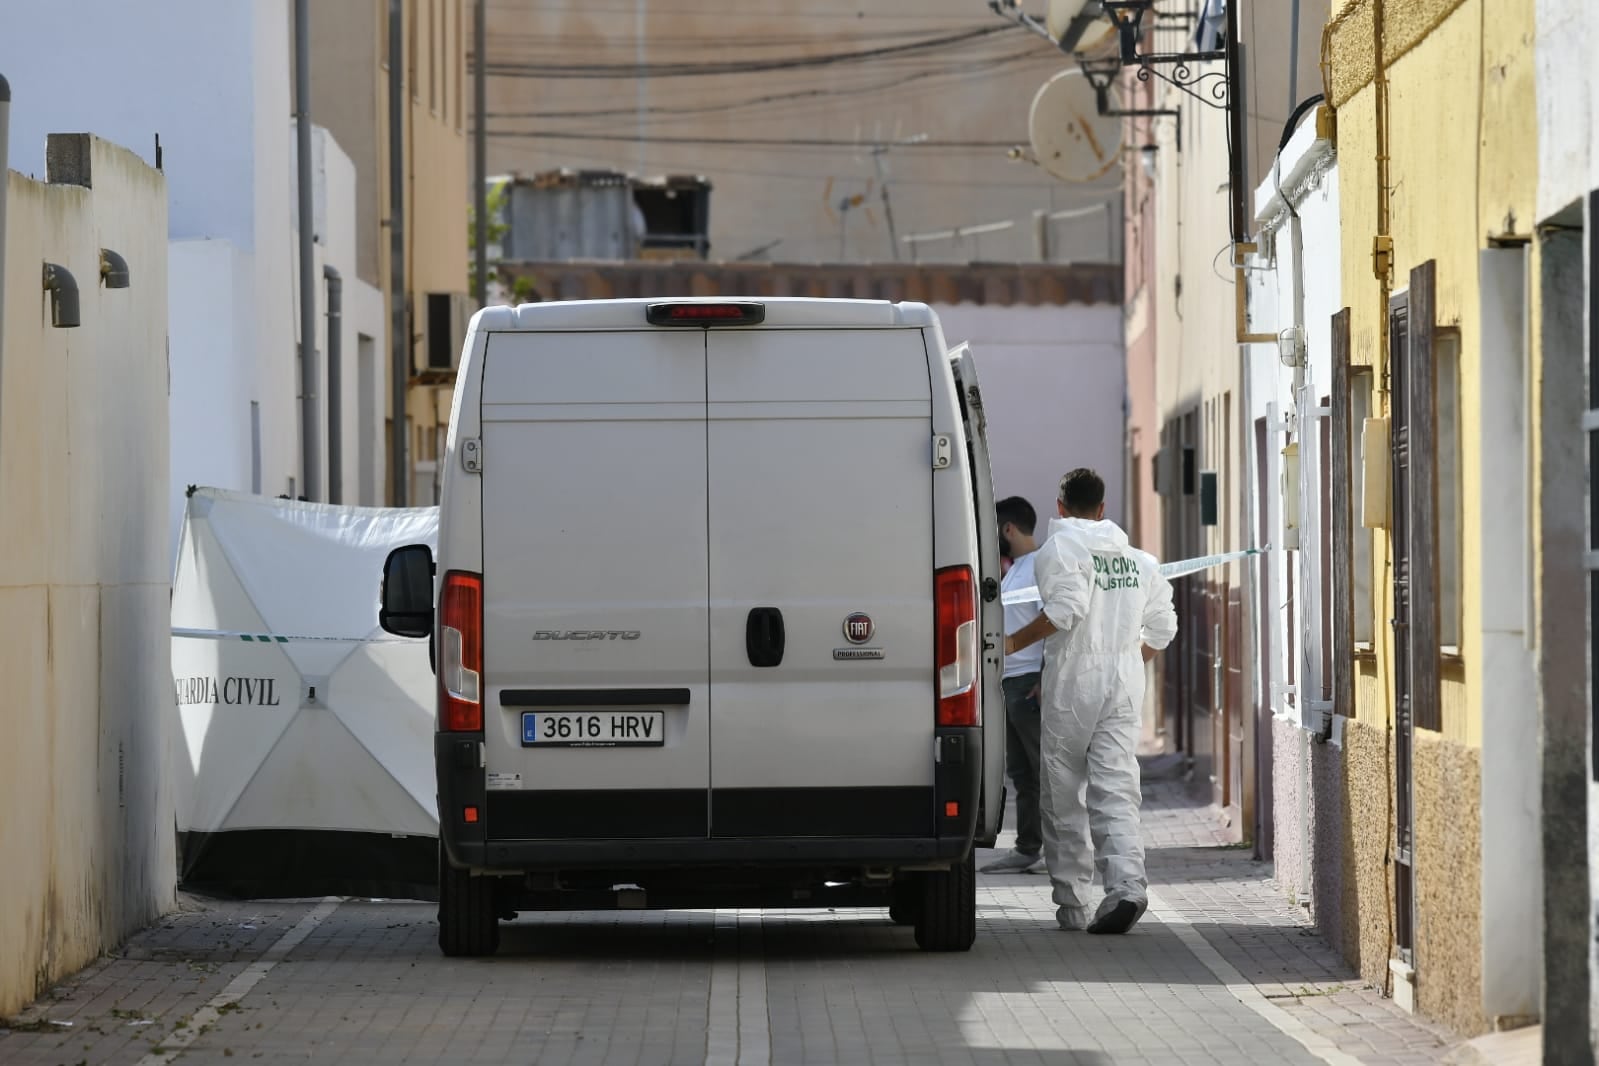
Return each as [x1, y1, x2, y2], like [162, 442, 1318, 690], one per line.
[379, 544, 435, 638]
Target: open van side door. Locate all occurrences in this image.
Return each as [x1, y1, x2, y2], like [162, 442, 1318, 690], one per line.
[950, 343, 1005, 848]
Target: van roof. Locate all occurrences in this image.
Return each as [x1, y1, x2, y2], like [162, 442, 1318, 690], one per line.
[472, 298, 939, 333]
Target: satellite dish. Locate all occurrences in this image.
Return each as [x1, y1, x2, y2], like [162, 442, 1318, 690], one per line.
[1028, 69, 1123, 184]
[1046, 0, 1118, 52]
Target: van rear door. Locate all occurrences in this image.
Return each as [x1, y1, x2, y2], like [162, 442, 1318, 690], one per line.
[949, 344, 1005, 847]
[477, 330, 710, 841]
[705, 328, 936, 838]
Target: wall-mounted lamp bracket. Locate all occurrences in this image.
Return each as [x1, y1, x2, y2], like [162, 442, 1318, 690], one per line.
[1078, 55, 1184, 151]
[1099, 0, 1228, 110]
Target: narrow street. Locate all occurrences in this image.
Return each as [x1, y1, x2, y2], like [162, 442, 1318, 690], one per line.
[0, 764, 1457, 1066]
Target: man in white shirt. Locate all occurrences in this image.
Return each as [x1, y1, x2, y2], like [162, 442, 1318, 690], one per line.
[981, 497, 1048, 874]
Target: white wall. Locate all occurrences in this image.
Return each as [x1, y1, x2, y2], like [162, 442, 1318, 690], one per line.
[1535, 0, 1593, 220]
[169, 239, 256, 558]
[0, 136, 175, 1017]
[936, 304, 1126, 532]
[293, 128, 387, 510]
[1534, 1, 1592, 1032]
[251, 0, 298, 501]
[1249, 124, 1341, 728]
[1247, 126, 1341, 908]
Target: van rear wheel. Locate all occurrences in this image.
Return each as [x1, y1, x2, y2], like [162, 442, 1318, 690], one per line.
[437, 845, 500, 957]
[913, 852, 977, 952]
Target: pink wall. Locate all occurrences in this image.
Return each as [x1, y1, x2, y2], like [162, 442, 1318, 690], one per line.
[935, 304, 1126, 531]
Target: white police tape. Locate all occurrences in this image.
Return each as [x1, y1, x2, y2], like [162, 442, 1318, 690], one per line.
[1000, 546, 1269, 606]
[173, 545, 1271, 640]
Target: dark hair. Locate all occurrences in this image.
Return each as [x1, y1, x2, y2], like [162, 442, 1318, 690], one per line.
[1059, 468, 1105, 516]
[995, 496, 1036, 536]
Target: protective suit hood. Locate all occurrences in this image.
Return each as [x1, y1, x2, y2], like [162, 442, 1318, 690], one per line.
[1047, 517, 1130, 555]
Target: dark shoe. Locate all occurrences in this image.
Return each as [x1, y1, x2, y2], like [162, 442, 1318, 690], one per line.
[1086, 900, 1142, 935]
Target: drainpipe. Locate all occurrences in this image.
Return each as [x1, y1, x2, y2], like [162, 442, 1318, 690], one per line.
[1231, 0, 1276, 347]
[294, 0, 320, 501]
[324, 266, 342, 505]
[1372, 0, 1392, 389]
[388, 0, 409, 506]
[473, 0, 488, 308]
[1287, 0, 1302, 115]
[0, 73, 10, 473]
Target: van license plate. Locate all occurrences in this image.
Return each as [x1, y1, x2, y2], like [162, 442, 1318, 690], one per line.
[520, 711, 665, 747]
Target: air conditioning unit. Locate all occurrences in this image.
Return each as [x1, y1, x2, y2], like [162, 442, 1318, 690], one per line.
[425, 292, 471, 373]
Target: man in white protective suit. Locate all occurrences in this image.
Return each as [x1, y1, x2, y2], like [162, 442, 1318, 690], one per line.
[1003, 468, 1178, 935]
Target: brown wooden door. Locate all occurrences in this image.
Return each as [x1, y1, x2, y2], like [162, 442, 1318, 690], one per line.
[1389, 261, 1441, 967]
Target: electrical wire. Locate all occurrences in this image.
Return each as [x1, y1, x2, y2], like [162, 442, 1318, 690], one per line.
[481, 25, 1008, 78]
[484, 48, 1042, 120]
[480, 25, 985, 51]
[485, 0, 988, 20]
[499, 152, 1085, 190]
[486, 131, 1022, 149]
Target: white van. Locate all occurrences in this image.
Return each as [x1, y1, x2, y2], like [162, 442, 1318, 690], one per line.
[379, 298, 1005, 955]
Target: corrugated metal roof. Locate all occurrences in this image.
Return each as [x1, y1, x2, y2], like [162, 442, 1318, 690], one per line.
[496, 261, 1123, 307]
[505, 168, 712, 192]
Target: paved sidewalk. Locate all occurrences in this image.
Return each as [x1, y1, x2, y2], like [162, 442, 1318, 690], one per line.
[1131, 765, 1460, 1065]
[0, 759, 1464, 1065]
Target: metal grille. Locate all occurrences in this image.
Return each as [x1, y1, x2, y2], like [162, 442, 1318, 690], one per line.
[1590, 191, 1599, 781]
[1389, 295, 1416, 962]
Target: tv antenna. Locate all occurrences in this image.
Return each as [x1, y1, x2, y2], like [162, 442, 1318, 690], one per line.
[867, 128, 929, 261]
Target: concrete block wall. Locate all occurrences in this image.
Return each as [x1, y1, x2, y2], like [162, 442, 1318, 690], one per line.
[0, 135, 175, 1016]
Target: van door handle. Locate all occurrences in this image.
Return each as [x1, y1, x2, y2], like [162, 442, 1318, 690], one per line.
[746, 607, 785, 668]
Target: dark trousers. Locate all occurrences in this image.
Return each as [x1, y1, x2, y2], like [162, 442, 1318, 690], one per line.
[1002, 671, 1044, 857]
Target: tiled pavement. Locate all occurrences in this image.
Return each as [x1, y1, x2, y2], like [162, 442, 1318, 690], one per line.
[0, 762, 1463, 1065]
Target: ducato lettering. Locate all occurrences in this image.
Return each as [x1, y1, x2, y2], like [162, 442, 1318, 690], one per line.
[533, 630, 642, 641]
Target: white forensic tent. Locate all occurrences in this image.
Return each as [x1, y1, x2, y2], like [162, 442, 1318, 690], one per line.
[171, 488, 440, 900]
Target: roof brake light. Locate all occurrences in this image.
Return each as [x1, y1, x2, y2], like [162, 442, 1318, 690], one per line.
[646, 302, 766, 327]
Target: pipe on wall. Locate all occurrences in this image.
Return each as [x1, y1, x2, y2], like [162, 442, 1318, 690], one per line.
[294, 0, 320, 501]
[1373, 0, 1392, 390]
[473, 0, 488, 308]
[389, 0, 408, 507]
[0, 74, 10, 474]
[324, 266, 342, 505]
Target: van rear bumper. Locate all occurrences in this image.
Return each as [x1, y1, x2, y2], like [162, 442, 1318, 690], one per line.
[445, 834, 973, 873]
[436, 725, 982, 875]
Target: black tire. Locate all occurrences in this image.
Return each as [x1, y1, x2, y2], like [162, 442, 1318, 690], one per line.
[913, 851, 977, 952]
[437, 845, 500, 957]
[888, 882, 919, 926]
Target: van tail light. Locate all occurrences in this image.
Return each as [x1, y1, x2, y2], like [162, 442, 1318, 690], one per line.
[935, 565, 979, 727]
[440, 571, 483, 732]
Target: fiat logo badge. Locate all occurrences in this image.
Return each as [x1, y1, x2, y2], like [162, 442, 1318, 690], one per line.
[843, 613, 874, 644]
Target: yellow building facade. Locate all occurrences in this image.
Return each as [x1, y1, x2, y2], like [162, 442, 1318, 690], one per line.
[1323, 0, 1540, 1035]
[313, 0, 470, 506]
